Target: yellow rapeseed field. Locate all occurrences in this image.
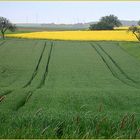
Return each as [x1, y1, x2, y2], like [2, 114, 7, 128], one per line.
[7, 30, 138, 41]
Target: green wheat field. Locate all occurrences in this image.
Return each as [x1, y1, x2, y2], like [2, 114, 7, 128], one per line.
[0, 39, 140, 138]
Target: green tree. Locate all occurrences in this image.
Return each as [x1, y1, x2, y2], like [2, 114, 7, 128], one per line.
[89, 15, 122, 30]
[100, 14, 122, 27]
[128, 25, 140, 41]
[89, 22, 114, 30]
[0, 17, 16, 39]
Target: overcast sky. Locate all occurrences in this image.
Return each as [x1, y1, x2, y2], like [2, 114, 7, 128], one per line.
[0, 1, 140, 24]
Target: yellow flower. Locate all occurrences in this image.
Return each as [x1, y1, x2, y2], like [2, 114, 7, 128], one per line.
[7, 30, 138, 41]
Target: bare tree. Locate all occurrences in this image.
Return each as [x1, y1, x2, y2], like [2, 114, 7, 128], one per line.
[0, 17, 16, 39]
[128, 25, 140, 41]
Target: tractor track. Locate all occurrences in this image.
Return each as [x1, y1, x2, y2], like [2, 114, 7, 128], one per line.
[14, 42, 47, 109]
[1, 41, 54, 110]
[90, 43, 139, 88]
[37, 42, 54, 88]
[15, 41, 54, 110]
[0, 41, 39, 104]
[90, 43, 130, 86]
[23, 42, 47, 88]
[96, 43, 138, 84]
[14, 91, 33, 111]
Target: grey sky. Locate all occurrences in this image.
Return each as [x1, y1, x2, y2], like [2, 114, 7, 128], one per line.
[0, 1, 140, 24]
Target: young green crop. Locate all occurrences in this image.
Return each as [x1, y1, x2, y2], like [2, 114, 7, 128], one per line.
[0, 39, 140, 138]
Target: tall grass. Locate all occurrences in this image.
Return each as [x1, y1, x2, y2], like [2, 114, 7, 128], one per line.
[0, 112, 140, 139]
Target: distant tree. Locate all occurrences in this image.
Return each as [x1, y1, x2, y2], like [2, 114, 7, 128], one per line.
[138, 20, 140, 26]
[0, 17, 16, 39]
[128, 25, 140, 41]
[89, 22, 114, 30]
[100, 15, 122, 27]
[89, 14, 122, 30]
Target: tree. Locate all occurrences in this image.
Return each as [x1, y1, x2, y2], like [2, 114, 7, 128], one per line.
[128, 25, 140, 41]
[100, 15, 122, 27]
[89, 21, 114, 30]
[138, 20, 140, 26]
[89, 15, 122, 30]
[0, 17, 16, 39]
